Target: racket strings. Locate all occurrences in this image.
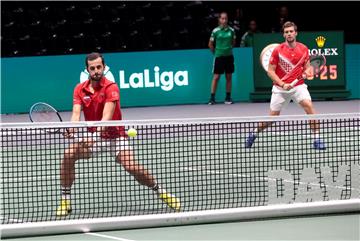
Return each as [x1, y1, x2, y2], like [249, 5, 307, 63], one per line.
[309, 55, 326, 77]
[30, 103, 60, 122]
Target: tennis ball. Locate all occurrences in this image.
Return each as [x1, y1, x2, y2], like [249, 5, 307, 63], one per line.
[127, 128, 137, 138]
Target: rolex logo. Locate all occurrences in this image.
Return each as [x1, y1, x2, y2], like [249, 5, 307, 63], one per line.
[315, 36, 326, 48]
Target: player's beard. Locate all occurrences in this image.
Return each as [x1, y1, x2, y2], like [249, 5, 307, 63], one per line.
[286, 36, 295, 44]
[90, 73, 103, 82]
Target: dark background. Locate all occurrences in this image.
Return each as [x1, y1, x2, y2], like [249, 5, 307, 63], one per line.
[1, 1, 359, 57]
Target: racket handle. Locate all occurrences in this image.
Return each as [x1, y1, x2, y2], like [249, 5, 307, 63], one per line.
[290, 78, 300, 87]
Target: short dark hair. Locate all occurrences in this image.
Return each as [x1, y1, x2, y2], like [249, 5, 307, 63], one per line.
[219, 11, 228, 18]
[85, 52, 105, 68]
[282, 21, 297, 33]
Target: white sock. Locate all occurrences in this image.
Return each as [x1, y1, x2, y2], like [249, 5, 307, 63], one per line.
[61, 187, 71, 200]
[152, 183, 165, 195]
[252, 128, 259, 136]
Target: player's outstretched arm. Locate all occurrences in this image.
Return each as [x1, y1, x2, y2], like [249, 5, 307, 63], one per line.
[70, 104, 81, 122]
[64, 104, 81, 138]
[94, 101, 117, 136]
[101, 101, 116, 121]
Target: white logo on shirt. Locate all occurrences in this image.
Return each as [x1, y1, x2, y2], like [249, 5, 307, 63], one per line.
[278, 53, 294, 74]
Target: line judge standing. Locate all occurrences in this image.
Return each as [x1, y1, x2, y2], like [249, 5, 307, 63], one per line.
[208, 12, 236, 105]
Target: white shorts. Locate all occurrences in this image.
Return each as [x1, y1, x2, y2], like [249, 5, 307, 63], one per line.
[91, 137, 131, 157]
[270, 84, 312, 112]
[79, 133, 131, 157]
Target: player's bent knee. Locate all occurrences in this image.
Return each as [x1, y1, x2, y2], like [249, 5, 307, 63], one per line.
[270, 110, 281, 116]
[64, 145, 78, 160]
[119, 160, 138, 174]
[300, 100, 315, 114]
[116, 150, 133, 162]
[64, 143, 91, 161]
[117, 151, 139, 174]
[213, 75, 220, 81]
[300, 99, 312, 106]
[77, 148, 92, 159]
[124, 165, 137, 174]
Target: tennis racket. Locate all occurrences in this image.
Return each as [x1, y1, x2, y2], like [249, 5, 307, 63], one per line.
[29, 102, 70, 135]
[260, 43, 280, 71]
[305, 54, 327, 79]
[29, 103, 101, 144]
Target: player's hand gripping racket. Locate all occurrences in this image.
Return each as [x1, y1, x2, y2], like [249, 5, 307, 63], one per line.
[29, 102, 75, 137]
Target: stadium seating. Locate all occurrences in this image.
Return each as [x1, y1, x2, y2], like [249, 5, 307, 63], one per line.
[1, 2, 358, 57]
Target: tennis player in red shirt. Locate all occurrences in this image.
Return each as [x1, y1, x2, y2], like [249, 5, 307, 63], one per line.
[56, 52, 180, 216]
[246, 22, 326, 150]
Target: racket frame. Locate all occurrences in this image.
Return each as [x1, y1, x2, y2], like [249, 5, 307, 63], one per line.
[29, 102, 64, 134]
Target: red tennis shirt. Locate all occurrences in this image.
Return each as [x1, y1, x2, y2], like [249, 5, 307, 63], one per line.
[73, 77, 126, 138]
[269, 42, 309, 87]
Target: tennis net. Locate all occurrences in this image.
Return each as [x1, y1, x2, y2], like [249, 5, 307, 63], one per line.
[1, 113, 359, 237]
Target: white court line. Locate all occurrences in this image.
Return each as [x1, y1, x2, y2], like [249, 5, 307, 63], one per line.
[85, 232, 136, 241]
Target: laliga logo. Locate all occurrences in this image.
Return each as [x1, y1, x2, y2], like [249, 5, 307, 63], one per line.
[309, 35, 338, 56]
[119, 66, 188, 92]
[80, 66, 189, 92]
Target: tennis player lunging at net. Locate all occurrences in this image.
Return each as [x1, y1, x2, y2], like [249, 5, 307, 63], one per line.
[246, 22, 326, 150]
[56, 52, 180, 216]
